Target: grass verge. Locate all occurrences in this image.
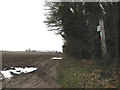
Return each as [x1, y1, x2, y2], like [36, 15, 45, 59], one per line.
[57, 55, 119, 88]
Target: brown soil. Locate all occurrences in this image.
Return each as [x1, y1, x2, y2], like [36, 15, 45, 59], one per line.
[2, 52, 62, 88]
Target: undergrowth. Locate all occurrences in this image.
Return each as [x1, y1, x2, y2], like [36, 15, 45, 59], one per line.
[57, 55, 119, 88]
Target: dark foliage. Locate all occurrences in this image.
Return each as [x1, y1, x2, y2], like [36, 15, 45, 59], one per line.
[44, 2, 118, 68]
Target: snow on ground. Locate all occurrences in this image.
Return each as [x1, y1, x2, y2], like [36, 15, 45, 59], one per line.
[51, 57, 62, 60]
[15, 67, 37, 74]
[0, 67, 37, 79]
[70, 7, 74, 14]
[1, 71, 13, 79]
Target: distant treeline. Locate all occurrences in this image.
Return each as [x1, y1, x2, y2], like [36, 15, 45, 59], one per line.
[25, 49, 62, 53]
[0, 49, 62, 53]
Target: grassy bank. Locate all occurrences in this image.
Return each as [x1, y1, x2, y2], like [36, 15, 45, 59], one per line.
[57, 55, 118, 88]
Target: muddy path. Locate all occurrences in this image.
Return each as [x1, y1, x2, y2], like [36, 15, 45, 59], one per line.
[2, 52, 62, 88]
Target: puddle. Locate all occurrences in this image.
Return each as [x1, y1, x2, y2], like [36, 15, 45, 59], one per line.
[51, 57, 62, 60]
[0, 67, 37, 79]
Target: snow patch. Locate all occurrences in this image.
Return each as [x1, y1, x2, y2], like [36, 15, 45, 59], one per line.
[0, 67, 37, 79]
[1, 71, 13, 79]
[51, 57, 62, 60]
[15, 67, 37, 74]
[70, 8, 74, 14]
[99, 3, 106, 14]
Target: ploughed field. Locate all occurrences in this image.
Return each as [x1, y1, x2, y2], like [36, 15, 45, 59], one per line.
[2, 52, 62, 88]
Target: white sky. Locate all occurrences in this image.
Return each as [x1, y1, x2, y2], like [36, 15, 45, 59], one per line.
[0, 0, 63, 52]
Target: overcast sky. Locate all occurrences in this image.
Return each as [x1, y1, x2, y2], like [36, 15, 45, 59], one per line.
[0, 0, 63, 52]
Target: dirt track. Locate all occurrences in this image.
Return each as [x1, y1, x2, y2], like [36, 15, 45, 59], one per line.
[2, 52, 62, 88]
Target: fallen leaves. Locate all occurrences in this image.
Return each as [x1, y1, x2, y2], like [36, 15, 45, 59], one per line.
[70, 71, 118, 88]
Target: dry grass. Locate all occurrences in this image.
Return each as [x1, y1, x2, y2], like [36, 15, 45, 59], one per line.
[57, 55, 119, 88]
